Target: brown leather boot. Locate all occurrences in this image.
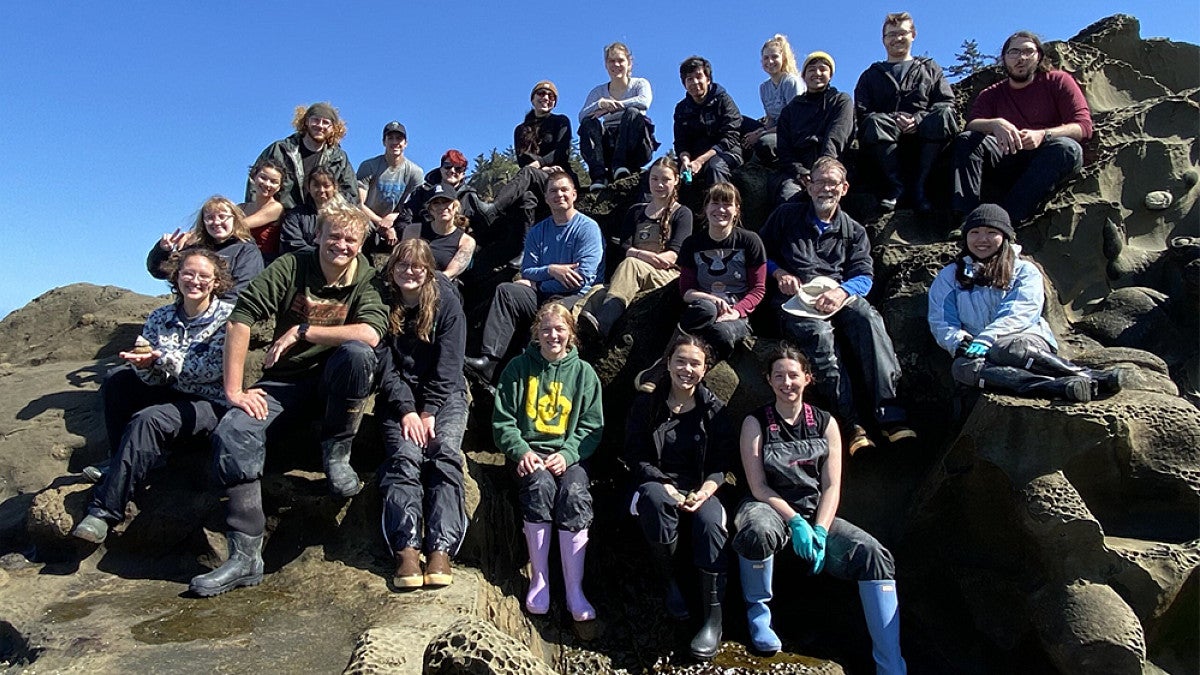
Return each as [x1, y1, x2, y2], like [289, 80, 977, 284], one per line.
[424, 550, 453, 588]
[393, 547, 423, 589]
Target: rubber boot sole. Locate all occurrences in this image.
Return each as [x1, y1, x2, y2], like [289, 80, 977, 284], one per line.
[190, 573, 263, 598]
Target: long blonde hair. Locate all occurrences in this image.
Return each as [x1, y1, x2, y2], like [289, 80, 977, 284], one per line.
[763, 34, 799, 76]
[384, 239, 441, 342]
[190, 196, 252, 246]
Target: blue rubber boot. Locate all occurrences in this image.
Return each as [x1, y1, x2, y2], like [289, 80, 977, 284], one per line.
[738, 554, 782, 654]
[858, 580, 907, 674]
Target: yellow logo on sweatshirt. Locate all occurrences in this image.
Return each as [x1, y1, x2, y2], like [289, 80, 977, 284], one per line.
[525, 376, 572, 435]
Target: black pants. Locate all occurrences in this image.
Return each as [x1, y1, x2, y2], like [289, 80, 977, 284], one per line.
[90, 367, 225, 521]
[679, 298, 751, 363]
[634, 481, 729, 572]
[378, 389, 469, 554]
[579, 107, 655, 180]
[952, 131, 1083, 222]
[479, 283, 583, 361]
[518, 459, 593, 531]
[779, 298, 905, 426]
[212, 341, 377, 486]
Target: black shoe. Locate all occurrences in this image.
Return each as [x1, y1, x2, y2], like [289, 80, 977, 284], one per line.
[464, 356, 497, 383]
[1089, 368, 1127, 398]
[577, 311, 602, 345]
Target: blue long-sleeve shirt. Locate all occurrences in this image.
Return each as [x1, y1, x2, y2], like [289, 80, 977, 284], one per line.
[521, 211, 606, 296]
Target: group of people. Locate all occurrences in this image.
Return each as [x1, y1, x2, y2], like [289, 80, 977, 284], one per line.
[69, 14, 1129, 672]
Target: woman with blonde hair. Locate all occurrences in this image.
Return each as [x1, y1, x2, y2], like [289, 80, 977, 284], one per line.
[579, 42, 658, 188]
[377, 238, 470, 589]
[493, 303, 604, 623]
[743, 34, 805, 164]
[245, 102, 358, 211]
[147, 195, 263, 300]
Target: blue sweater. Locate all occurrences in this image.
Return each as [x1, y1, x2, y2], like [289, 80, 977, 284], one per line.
[521, 211, 606, 296]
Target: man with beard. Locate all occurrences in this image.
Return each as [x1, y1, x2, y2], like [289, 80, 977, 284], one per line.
[952, 31, 1091, 224]
[246, 102, 359, 211]
[758, 157, 914, 455]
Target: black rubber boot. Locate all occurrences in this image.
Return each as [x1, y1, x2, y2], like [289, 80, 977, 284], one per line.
[648, 540, 689, 620]
[977, 365, 1092, 402]
[690, 570, 725, 661]
[914, 143, 941, 212]
[1018, 345, 1127, 399]
[189, 531, 265, 597]
[592, 297, 626, 339]
[322, 397, 367, 497]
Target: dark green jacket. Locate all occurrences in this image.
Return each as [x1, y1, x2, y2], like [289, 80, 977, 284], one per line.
[245, 132, 358, 210]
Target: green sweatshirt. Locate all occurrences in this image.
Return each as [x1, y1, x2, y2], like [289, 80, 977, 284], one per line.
[493, 345, 604, 466]
[229, 251, 387, 378]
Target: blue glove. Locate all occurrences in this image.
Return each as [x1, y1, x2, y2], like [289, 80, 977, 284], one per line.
[788, 514, 816, 561]
[811, 525, 828, 574]
[964, 340, 990, 358]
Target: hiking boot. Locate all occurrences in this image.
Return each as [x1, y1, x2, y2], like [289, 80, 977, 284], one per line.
[82, 460, 110, 484]
[423, 550, 453, 588]
[71, 514, 110, 543]
[613, 167, 632, 180]
[393, 547, 423, 589]
[848, 425, 876, 456]
[883, 424, 917, 444]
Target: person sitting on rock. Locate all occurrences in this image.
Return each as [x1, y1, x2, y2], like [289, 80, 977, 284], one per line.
[357, 121, 424, 255]
[927, 204, 1126, 401]
[624, 334, 734, 661]
[494, 303, 604, 624]
[741, 34, 805, 166]
[952, 30, 1092, 224]
[279, 166, 349, 255]
[854, 12, 958, 212]
[239, 158, 287, 262]
[189, 200, 386, 598]
[148, 195, 264, 301]
[515, 80, 575, 178]
[636, 183, 765, 393]
[464, 170, 604, 385]
[775, 51, 854, 203]
[578, 156, 692, 341]
[245, 102, 358, 211]
[673, 56, 744, 189]
[400, 186, 476, 281]
[72, 250, 235, 544]
[376, 239, 469, 590]
[578, 42, 658, 189]
[734, 345, 906, 674]
[758, 157, 914, 453]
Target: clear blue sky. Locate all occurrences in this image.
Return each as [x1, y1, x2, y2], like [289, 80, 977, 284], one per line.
[1, 2, 1195, 319]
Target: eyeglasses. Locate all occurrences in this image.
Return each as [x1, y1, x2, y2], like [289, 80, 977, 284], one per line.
[809, 179, 845, 189]
[203, 213, 233, 223]
[884, 29, 912, 38]
[393, 262, 427, 274]
[441, 164, 465, 173]
[534, 90, 556, 99]
[179, 271, 215, 283]
[1005, 47, 1039, 59]
[307, 117, 334, 128]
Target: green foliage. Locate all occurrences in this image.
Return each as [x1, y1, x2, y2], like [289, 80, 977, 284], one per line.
[466, 142, 590, 199]
[948, 39, 994, 80]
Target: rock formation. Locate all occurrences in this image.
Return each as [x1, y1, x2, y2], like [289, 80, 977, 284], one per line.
[0, 14, 1196, 675]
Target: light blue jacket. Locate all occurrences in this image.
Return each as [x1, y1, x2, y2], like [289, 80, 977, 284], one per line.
[927, 248, 1058, 354]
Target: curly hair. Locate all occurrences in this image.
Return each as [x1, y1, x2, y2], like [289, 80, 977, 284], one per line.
[166, 248, 233, 300]
[190, 196, 252, 246]
[292, 102, 348, 145]
[384, 239, 441, 343]
[317, 198, 370, 240]
[762, 34, 799, 76]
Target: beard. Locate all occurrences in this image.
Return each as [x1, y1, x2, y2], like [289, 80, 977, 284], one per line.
[1006, 60, 1038, 83]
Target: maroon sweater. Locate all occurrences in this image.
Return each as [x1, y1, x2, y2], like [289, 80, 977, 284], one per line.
[969, 70, 1093, 139]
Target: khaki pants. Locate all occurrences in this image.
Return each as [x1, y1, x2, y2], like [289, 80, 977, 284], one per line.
[604, 256, 679, 307]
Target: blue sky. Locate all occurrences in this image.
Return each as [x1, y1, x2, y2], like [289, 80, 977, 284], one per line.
[0, 2, 1195, 319]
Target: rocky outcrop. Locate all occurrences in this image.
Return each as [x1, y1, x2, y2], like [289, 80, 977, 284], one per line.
[418, 618, 558, 675]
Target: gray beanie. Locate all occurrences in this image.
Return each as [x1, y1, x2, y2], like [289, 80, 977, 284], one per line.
[963, 204, 1016, 241]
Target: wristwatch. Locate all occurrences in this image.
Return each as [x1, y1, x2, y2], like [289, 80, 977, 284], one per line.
[1044, 128, 1053, 140]
[298, 323, 310, 341]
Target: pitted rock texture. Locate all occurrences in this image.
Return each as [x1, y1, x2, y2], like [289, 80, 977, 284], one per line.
[1032, 581, 1146, 674]
[420, 617, 557, 675]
